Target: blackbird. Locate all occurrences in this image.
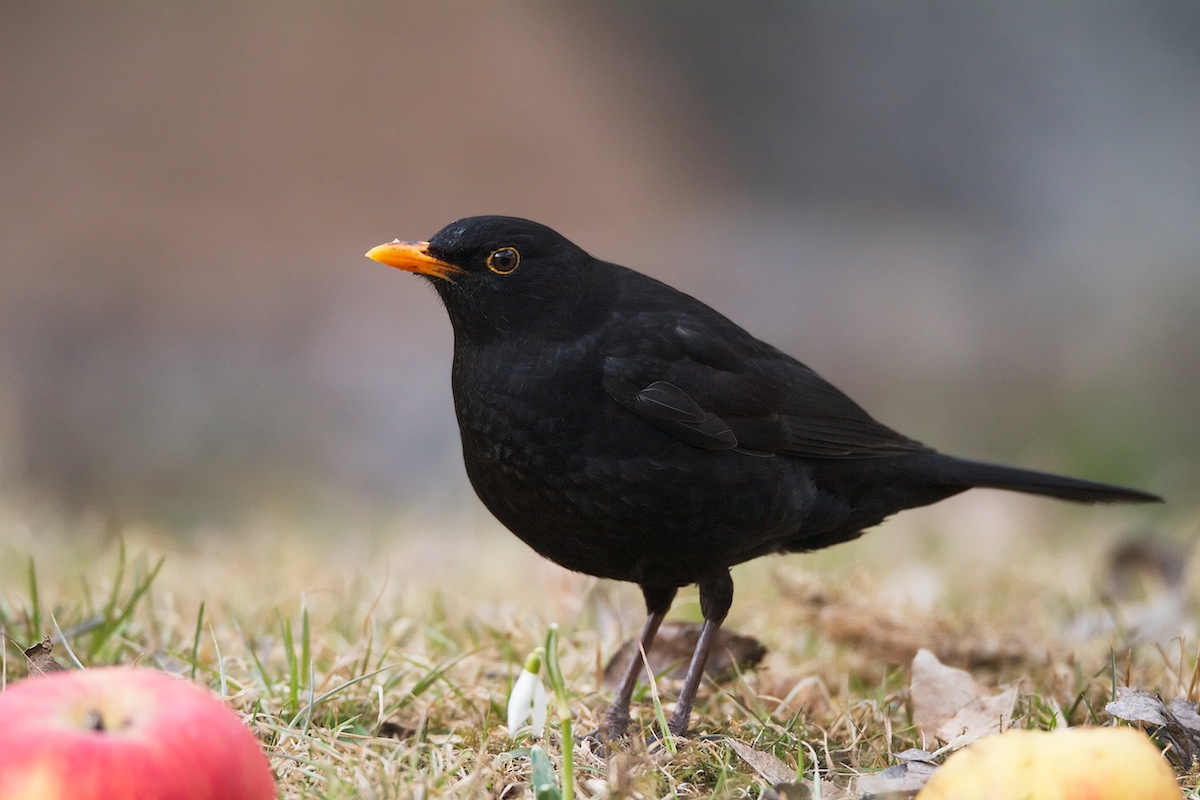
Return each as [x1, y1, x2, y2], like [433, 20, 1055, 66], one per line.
[366, 215, 1160, 738]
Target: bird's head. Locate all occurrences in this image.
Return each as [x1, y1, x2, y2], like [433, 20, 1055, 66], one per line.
[367, 216, 611, 341]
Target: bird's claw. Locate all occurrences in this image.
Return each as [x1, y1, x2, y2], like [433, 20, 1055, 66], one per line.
[603, 706, 631, 741]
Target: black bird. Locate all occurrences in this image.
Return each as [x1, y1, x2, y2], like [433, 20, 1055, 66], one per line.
[366, 216, 1160, 738]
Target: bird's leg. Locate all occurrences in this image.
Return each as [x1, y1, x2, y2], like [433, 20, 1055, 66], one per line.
[604, 585, 676, 740]
[666, 569, 733, 737]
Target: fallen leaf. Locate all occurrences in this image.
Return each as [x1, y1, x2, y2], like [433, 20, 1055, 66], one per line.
[910, 649, 1014, 747]
[728, 739, 793, 785]
[23, 638, 67, 675]
[1105, 685, 1200, 768]
[910, 649, 979, 737]
[935, 688, 1018, 748]
[856, 762, 937, 796]
[727, 738, 855, 799]
[602, 622, 766, 686]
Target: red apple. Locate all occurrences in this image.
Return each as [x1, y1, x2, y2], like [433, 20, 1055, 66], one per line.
[0, 666, 275, 800]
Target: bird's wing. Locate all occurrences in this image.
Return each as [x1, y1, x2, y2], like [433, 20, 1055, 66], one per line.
[600, 314, 930, 458]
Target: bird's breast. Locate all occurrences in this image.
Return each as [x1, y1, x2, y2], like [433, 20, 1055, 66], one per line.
[451, 337, 612, 482]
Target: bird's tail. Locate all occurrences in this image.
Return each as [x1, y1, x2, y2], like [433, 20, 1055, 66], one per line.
[931, 456, 1161, 504]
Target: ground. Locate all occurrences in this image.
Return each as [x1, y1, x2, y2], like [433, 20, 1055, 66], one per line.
[0, 492, 1193, 798]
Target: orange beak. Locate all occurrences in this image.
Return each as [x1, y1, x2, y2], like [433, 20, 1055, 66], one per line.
[365, 240, 464, 281]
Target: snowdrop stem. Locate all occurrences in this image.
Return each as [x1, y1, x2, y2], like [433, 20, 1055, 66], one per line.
[544, 624, 575, 800]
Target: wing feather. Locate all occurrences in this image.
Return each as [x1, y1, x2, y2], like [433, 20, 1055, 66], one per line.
[601, 312, 929, 459]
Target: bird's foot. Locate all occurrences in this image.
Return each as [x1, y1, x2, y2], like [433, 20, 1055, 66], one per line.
[580, 707, 632, 755]
[592, 705, 695, 748]
[602, 706, 632, 741]
[665, 707, 691, 739]
[646, 726, 675, 745]
[647, 721, 688, 744]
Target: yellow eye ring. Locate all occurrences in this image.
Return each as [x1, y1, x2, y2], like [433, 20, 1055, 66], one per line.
[486, 247, 521, 275]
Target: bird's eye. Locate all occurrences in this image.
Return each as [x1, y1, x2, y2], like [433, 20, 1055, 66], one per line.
[486, 247, 521, 275]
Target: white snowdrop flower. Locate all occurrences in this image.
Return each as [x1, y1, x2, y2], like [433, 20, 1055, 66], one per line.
[507, 650, 547, 739]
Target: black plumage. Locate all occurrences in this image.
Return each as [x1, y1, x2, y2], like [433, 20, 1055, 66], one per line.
[366, 215, 1159, 738]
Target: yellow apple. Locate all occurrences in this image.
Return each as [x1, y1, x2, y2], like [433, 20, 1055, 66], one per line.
[917, 727, 1180, 800]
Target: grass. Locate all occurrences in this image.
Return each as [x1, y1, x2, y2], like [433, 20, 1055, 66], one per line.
[0, 492, 1194, 798]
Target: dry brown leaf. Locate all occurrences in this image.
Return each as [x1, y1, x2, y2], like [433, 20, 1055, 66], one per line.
[728, 739, 855, 798]
[1105, 685, 1200, 768]
[910, 649, 1014, 747]
[727, 738, 794, 785]
[935, 687, 1018, 748]
[602, 621, 766, 686]
[910, 649, 979, 737]
[23, 638, 67, 676]
[852, 749, 939, 797]
[855, 760, 938, 797]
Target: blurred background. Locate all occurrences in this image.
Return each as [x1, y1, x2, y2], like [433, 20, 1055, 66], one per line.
[2, 2, 1196, 527]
